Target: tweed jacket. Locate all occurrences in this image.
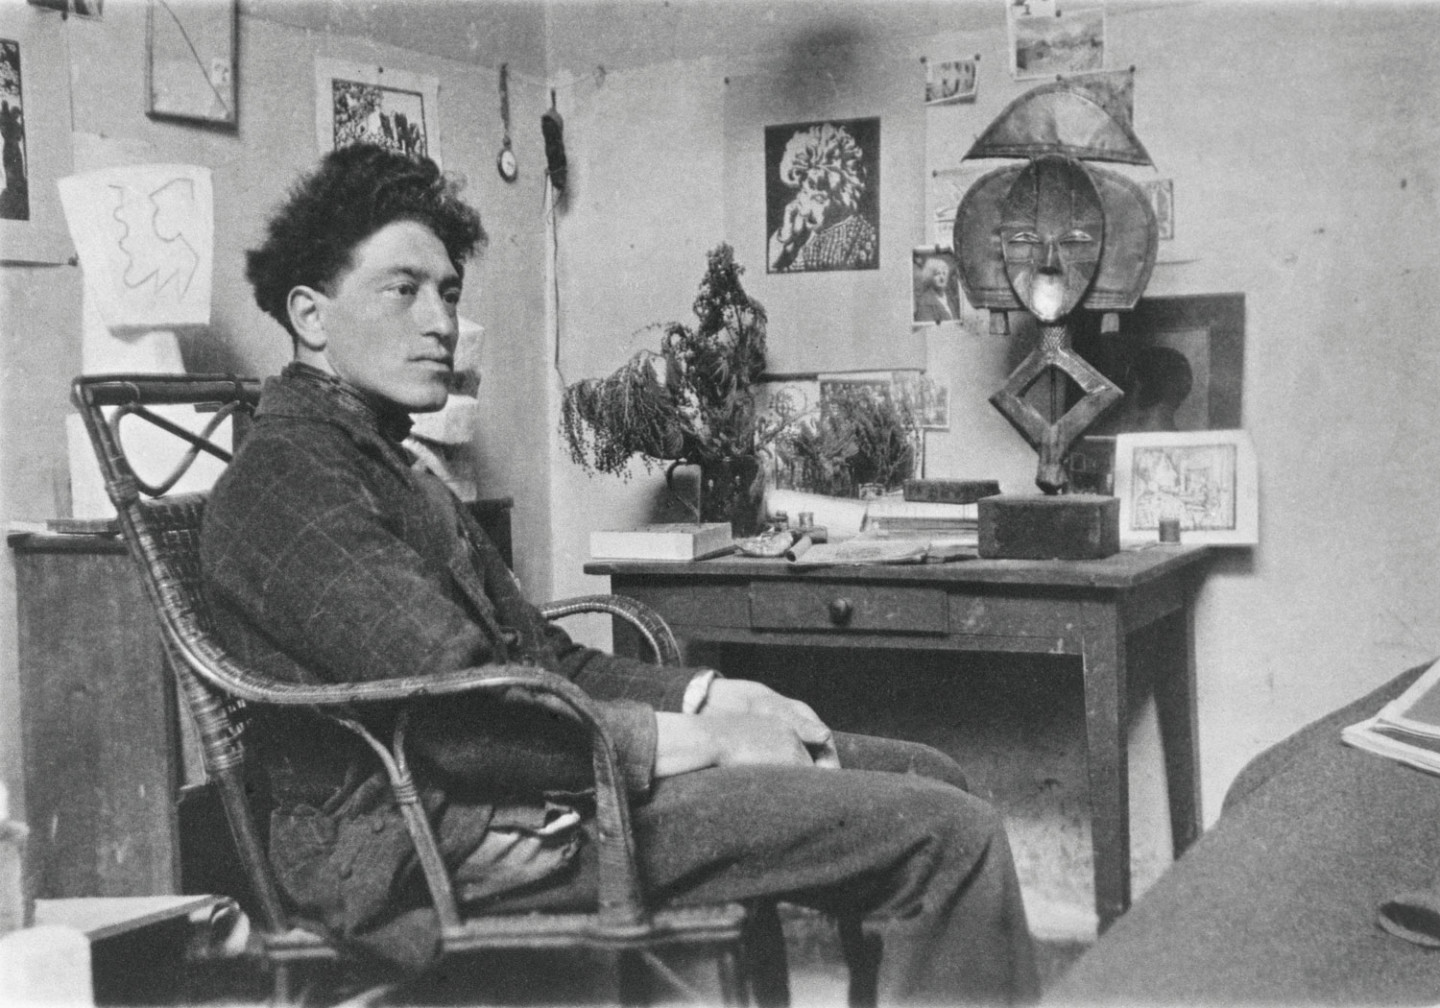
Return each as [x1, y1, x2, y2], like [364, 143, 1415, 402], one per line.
[201, 363, 697, 965]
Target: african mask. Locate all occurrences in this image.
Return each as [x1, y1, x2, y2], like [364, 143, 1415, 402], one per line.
[997, 155, 1103, 323]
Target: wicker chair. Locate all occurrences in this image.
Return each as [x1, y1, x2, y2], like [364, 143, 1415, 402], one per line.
[70, 374, 789, 1007]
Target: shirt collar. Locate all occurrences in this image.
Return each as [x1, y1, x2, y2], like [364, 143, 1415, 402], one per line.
[259, 362, 416, 448]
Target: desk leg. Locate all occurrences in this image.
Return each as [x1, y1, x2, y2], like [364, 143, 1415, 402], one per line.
[1081, 602, 1130, 934]
[1154, 606, 1203, 858]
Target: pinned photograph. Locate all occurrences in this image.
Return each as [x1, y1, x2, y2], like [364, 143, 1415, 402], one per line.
[911, 247, 961, 325]
[314, 58, 440, 163]
[1143, 178, 1175, 240]
[1010, 5, 1106, 80]
[925, 58, 978, 105]
[0, 37, 27, 222]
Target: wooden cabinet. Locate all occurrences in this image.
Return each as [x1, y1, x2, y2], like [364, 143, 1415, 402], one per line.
[9, 533, 181, 898]
[8, 497, 513, 901]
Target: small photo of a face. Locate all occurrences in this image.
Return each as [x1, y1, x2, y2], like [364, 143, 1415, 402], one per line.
[911, 248, 960, 325]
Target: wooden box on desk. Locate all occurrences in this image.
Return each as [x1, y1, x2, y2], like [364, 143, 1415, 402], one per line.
[978, 493, 1120, 559]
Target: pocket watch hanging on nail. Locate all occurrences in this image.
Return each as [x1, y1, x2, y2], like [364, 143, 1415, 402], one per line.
[497, 64, 518, 182]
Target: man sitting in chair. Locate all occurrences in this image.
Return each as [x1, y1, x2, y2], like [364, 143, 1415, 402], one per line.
[202, 143, 1038, 1006]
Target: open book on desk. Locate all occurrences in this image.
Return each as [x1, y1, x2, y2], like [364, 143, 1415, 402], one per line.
[1342, 657, 1440, 774]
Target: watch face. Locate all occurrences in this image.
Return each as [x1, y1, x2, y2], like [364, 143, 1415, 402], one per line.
[498, 147, 518, 182]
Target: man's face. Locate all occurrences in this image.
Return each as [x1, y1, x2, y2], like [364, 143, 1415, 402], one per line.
[793, 172, 840, 230]
[998, 156, 1103, 322]
[927, 259, 951, 292]
[312, 219, 461, 413]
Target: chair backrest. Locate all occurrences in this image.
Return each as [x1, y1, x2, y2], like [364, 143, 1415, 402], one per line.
[70, 374, 292, 932]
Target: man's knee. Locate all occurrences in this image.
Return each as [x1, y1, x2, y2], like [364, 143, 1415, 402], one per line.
[835, 733, 970, 791]
[903, 741, 970, 792]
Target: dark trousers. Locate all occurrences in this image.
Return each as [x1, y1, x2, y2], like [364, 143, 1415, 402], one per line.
[492, 732, 1039, 1006]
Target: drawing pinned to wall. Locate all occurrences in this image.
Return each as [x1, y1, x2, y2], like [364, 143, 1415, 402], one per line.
[928, 164, 988, 249]
[0, 37, 27, 223]
[925, 57, 978, 105]
[765, 117, 880, 273]
[146, 0, 236, 127]
[315, 58, 440, 163]
[1114, 429, 1257, 545]
[57, 164, 214, 330]
[1143, 178, 1175, 240]
[1009, 1, 1106, 80]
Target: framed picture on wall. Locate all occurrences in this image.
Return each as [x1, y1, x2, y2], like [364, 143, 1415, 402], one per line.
[0, 7, 73, 264]
[1064, 294, 1245, 493]
[146, 0, 236, 127]
[1113, 429, 1258, 546]
[314, 58, 441, 163]
[764, 117, 880, 274]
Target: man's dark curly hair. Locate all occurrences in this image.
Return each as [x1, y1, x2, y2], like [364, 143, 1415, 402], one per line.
[246, 143, 487, 339]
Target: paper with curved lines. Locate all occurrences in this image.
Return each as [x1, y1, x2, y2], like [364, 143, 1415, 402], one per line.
[58, 163, 213, 330]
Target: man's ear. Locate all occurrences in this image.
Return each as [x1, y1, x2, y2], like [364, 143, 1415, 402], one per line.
[287, 285, 327, 352]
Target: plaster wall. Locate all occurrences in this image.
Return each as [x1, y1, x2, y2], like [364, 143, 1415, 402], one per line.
[0, 0, 549, 837]
[542, 0, 1440, 924]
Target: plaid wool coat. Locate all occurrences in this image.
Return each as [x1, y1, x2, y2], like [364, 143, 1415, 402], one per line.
[201, 364, 698, 965]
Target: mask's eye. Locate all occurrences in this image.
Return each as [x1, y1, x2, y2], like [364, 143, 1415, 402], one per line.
[1061, 230, 1095, 244]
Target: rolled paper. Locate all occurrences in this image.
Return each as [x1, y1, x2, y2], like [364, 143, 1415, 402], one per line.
[784, 534, 815, 563]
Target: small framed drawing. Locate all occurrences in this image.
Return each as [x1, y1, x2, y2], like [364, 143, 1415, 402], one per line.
[146, 0, 237, 128]
[314, 58, 440, 163]
[1114, 429, 1258, 546]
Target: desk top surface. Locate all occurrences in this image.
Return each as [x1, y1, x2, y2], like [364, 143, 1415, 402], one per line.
[586, 542, 1212, 590]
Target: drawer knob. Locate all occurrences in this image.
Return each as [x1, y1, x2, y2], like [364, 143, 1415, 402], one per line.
[827, 597, 854, 625]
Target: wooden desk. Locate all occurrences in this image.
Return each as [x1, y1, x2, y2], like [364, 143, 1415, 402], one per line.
[586, 543, 1212, 931]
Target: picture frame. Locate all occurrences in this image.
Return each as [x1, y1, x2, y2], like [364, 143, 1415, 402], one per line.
[1113, 429, 1258, 546]
[146, 0, 237, 128]
[314, 57, 441, 163]
[1064, 293, 1245, 494]
[764, 116, 880, 274]
[0, 6, 74, 264]
[1074, 294, 1246, 435]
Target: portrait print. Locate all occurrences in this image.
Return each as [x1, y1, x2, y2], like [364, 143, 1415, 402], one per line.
[0, 38, 28, 222]
[911, 247, 961, 325]
[765, 117, 880, 274]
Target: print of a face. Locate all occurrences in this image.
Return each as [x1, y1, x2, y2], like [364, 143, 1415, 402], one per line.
[997, 155, 1103, 322]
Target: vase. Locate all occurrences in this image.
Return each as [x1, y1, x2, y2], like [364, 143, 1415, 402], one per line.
[666, 456, 764, 537]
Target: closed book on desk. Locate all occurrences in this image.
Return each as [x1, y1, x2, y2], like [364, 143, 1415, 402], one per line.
[589, 522, 734, 561]
[1343, 657, 1440, 774]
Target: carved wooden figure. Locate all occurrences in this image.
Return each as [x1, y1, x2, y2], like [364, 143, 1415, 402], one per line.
[954, 82, 1159, 494]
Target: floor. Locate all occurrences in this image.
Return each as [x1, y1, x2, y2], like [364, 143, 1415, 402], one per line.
[152, 906, 1090, 1007]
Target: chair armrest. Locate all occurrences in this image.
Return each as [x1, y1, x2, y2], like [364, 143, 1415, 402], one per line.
[539, 594, 682, 667]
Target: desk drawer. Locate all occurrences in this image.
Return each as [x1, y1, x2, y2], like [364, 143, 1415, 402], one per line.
[748, 582, 948, 634]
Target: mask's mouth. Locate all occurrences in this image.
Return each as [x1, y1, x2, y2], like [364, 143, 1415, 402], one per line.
[1027, 273, 1069, 321]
